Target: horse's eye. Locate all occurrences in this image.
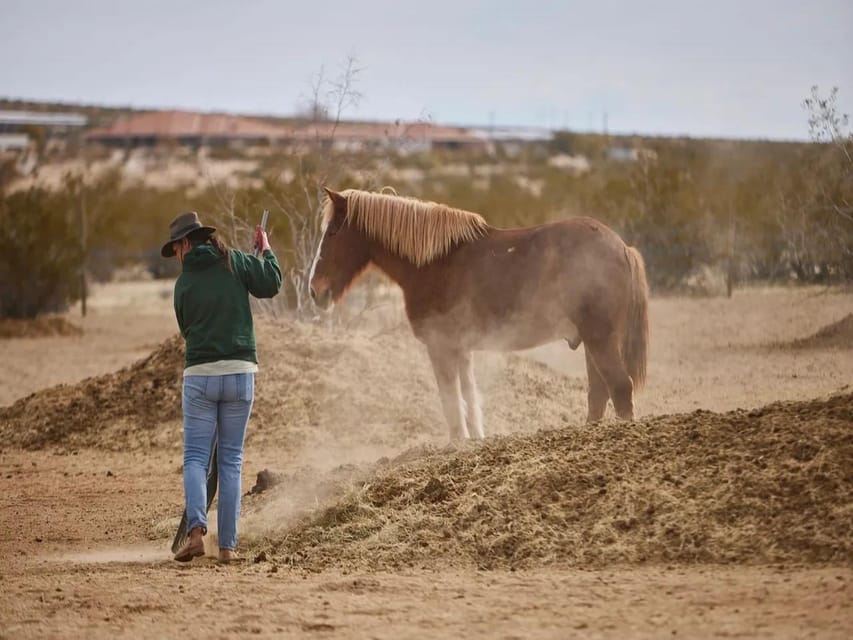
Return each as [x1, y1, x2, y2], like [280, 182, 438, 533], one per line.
[327, 219, 344, 236]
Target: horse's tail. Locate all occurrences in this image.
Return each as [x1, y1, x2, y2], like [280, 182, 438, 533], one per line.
[623, 246, 649, 390]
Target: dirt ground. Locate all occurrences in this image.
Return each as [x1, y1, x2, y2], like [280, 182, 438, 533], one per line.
[0, 280, 177, 408]
[1, 281, 851, 638]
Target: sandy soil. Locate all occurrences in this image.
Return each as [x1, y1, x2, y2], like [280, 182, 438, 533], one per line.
[525, 287, 853, 416]
[1, 281, 851, 638]
[0, 280, 176, 407]
[0, 450, 849, 639]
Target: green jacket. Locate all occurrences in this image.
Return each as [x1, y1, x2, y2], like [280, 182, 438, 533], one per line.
[173, 244, 282, 368]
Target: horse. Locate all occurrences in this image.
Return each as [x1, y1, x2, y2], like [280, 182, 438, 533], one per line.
[310, 187, 649, 440]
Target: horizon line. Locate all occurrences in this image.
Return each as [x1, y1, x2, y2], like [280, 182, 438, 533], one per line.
[0, 94, 814, 145]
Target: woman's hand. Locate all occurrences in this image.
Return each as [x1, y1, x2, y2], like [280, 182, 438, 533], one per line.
[254, 225, 271, 254]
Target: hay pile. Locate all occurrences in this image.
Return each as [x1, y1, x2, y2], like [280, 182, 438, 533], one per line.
[257, 392, 853, 570]
[0, 334, 184, 449]
[785, 313, 853, 349]
[0, 315, 82, 339]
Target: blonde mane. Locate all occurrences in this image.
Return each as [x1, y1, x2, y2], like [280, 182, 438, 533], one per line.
[323, 189, 489, 267]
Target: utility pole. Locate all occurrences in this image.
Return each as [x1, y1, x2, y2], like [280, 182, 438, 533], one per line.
[726, 211, 736, 298]
[78, 182, 87, 318]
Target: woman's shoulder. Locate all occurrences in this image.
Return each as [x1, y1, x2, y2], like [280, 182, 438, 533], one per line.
[228, 248, 250, 265]
[228, 249, 254, 280]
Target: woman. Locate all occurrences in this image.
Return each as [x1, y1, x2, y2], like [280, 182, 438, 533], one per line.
[161, 211, 281, 563]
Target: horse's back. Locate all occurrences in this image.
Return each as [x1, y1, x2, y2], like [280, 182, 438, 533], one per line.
[470, 217, 631, 295]
[410, 216, 634, 350]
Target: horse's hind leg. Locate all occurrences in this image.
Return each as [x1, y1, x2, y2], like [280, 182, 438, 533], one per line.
[426, 345, 469, 440]
[458, 351, 484, 439]
[584, 349, 609, 422]
[584, 337, 634, 420]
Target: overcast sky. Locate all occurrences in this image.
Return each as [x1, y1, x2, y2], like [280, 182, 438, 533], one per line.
[1, 0, 851, 140]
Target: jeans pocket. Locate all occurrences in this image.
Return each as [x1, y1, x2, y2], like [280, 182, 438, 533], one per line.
[239, 373, 255, 402]
[182, 376, 208, 407]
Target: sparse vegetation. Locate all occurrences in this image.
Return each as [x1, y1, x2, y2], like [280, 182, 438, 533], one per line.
[1, 87, 850, 318]
[0, 186, 84, 317]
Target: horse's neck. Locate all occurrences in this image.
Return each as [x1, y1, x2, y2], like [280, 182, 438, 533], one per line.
[367, 241, 422, 290]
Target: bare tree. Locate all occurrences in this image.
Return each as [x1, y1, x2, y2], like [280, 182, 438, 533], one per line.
[196, 56, 374, 320]
[267, 55, 366, 319]
[802, 86, 852, 225]
[781, 86, 853, 281]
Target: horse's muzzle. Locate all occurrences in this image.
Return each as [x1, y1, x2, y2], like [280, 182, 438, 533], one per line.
[310, 285, 333, 310]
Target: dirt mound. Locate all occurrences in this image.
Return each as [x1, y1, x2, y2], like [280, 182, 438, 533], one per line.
[0, 319, 583, 451]
[0, 335, 184, 449]
[784, 313, 853, 349]
[255, 392, 853, 570]
[0, 315, 83, 339]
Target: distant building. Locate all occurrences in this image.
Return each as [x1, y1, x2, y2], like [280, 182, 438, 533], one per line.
[283, 120, 486, 153]
[86, 109, 487, 152]
[469, 125, 553, 143]
[468, 125, 553, 157]
[86, 110, 286, 147]
[606, 145, 657, 163]
[0, 110, 88, 150]
[0, 110, 88, 129]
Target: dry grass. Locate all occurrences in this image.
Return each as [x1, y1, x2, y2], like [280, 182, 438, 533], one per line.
[782, 313, 853, 350]
[0, 316, 82, 339]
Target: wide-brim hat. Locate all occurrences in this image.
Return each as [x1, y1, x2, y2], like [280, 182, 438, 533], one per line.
[161, 211, 216, 257]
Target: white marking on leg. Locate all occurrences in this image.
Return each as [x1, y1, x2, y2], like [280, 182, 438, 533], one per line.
[428, 347, 469, 440]
[453, 381, 470, 439]
[460, 353, 484, 439]
[438, 378, 468, 440]
[466, 386, 483, 439]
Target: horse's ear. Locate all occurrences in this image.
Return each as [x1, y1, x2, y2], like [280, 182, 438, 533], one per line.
[322, 186, 347, 234]
[323, 186, 346, 207]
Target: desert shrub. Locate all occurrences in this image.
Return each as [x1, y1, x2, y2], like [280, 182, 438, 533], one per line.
[774, 87, 853, 281]
[0, 187, 83, 317]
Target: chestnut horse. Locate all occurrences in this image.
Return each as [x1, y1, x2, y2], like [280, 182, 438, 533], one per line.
[310, 188, 649, 440]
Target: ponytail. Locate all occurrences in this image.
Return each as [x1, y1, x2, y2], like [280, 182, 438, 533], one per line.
[207, 235, 232, 272]
[186, 228, 232, 272]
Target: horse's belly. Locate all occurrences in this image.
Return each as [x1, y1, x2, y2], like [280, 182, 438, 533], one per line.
[410, 292, 582, 352]
[474, 317, 580, 351]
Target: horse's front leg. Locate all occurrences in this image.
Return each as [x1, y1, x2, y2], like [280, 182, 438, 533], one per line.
[426, 345, 469, 440]
[458, 351, 484, 439]
[584, 349, 609, 423]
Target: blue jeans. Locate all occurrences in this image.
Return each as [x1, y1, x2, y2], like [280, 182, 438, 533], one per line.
[182, 373, 254, 550]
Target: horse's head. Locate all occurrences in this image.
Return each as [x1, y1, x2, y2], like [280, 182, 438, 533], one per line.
[309, 187, 371, 310]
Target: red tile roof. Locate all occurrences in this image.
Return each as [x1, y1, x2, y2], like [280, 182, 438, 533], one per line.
[282, 120, 482, 143]
[86, 110, 287, 140]
[86, 110, 483, 145]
